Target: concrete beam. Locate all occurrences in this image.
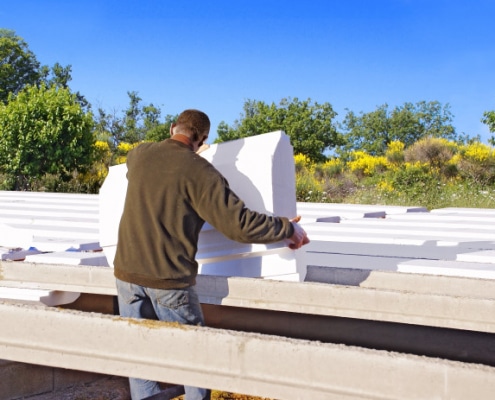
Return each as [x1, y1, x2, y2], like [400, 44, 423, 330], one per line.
[1, 261, 494, 333]
[0, 301, 494, 400]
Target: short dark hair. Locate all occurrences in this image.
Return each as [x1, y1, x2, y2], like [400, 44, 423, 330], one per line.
[175, 109, 210, 142]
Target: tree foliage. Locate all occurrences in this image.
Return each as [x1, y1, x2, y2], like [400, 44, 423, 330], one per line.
[0, 29, 41, 103]
[338, 101, 457, 158]
[483, 110, 495, 146]
[216, 97, 342, 162]
[0, 84, 95, 190]
[94, 91, 175, 147]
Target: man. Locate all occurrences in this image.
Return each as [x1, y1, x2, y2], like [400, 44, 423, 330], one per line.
[114, 109, 309, 400]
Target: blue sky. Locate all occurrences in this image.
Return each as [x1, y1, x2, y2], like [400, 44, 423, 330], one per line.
[2, 0, 494, 143]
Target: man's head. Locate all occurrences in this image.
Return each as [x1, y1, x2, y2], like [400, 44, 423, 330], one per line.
[172, 109, 210, 149]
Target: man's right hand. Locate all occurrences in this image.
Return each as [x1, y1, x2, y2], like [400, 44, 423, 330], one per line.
[287, 218, 310, 249]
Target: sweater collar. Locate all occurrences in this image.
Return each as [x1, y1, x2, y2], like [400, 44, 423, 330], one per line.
[170, 133, 193, 150]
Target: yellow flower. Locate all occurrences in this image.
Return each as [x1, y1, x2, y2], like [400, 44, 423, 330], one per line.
[462, 142, 493, 163]
[348, 151, 388, 176]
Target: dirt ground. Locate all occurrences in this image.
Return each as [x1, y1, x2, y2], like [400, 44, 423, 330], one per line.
[20, 377, 274, 400]
[21, 376, 131, 400]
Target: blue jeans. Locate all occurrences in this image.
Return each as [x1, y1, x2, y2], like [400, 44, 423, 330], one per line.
[115, 278, 211, 400]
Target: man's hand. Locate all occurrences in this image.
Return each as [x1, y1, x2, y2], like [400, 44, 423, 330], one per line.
[286, 216, 310, 250]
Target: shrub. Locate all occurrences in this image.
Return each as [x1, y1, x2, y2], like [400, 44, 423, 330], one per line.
[404, 137, 455, 168]
[294, 153, 312, 174]
[114, 141, 141, 165]
[321, 171, 359, 203]
[385, 140, 405, 166]
[455, 142, 495, 186]
[347, 151, 388, 177]
[314, 158, 344, 180]
[295, 168, 327, 202]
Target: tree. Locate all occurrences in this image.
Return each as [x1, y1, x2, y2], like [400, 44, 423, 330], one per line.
[95, 92, 174, 146]
[482, 110, 495, 146]
[216, 97, 342, 162]
[1, 30, 88, 110]
[338, 101, 457, 158]
[0, 84, 95, 190]
[143, 105, 174, 142]
[93, 107, 125, 148]
[0, 29, 41, 103]
[122, 91, 143, 143]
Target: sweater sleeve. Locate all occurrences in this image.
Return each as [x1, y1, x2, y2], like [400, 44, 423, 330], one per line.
[193, 168, 294, 244]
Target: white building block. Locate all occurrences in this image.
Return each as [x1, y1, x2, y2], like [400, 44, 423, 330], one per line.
[0, 223, 34, 249]
[457, 250, 495, 264]
[296, 203, 427, 223]
[0, 287, 51, 301]
[99, 163, 128, 249]
[200, 131, 297, 217]
[430, 207, 495, 217]
[99, 131, 306, 281]
[0, 191, 101, 252]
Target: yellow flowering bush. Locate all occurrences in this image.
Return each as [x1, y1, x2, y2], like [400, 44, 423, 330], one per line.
[404, 137, 456, 168]
[455, 142, 495, 185]
[377, 180, 394, 193]
[314, 157, 344, 179]
[385, 141, 405, 166]
[323, 158, 343, 173]
[348, 151, 388, 176]
[94, 140, 110, 153]
[115, 142, 142, 165]
[294, 153, 313, 174]
[461, 142, 494, 163]
[295, 169, 326, 202]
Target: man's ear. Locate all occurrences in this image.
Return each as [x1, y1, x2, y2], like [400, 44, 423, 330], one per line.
[170, 123, 176, 136]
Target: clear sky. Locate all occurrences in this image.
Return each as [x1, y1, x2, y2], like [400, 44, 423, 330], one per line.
[2, 0, 494, 143]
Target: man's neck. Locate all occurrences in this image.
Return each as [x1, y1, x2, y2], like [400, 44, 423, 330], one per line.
[171, 133, 193, 150]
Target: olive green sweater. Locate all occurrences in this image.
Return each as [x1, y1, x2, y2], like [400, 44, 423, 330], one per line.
[113, 139, 294, 289]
